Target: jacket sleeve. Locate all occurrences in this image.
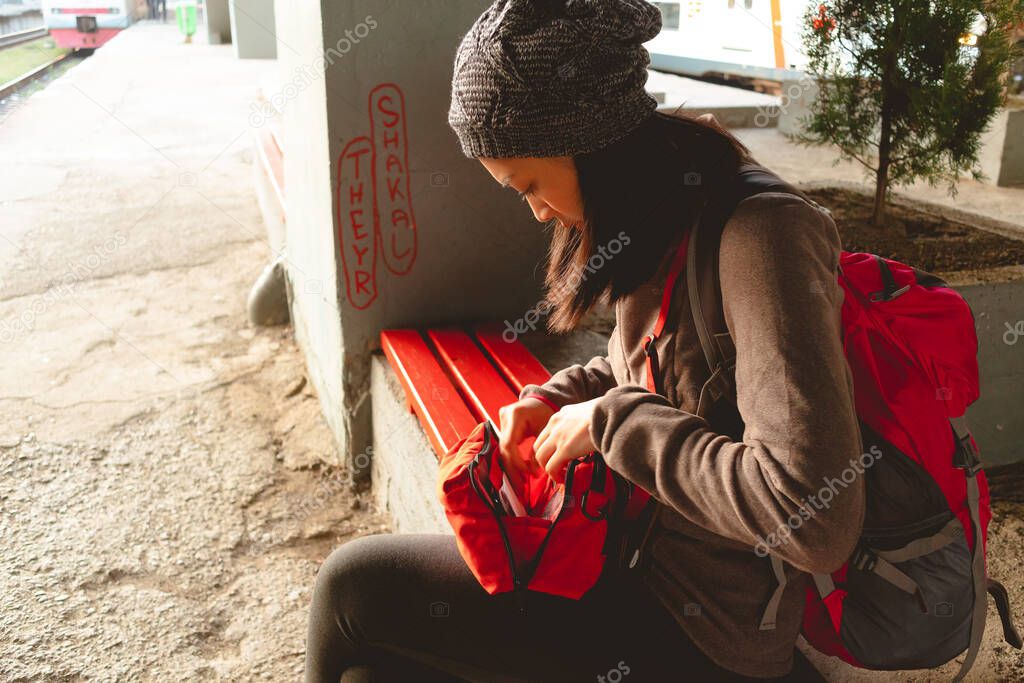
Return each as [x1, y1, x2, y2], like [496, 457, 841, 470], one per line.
[518, 318, 621, 409]
[589, 194, 865, 574]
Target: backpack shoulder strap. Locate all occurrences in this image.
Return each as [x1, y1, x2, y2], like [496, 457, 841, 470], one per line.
[686, 163, 813, 417]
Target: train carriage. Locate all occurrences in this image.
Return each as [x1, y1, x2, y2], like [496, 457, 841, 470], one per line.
[644, 0, 810, 84]
[645, 1, 1012, 90]
[42, 0, 147, 50]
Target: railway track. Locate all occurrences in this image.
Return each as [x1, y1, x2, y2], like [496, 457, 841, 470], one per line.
[0, 53, 71, 101]
[0, 26, 48, 50]
[0, 46, 84, 123]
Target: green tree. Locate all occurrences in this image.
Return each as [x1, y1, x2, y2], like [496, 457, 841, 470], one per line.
[791, 1, 1024, 227]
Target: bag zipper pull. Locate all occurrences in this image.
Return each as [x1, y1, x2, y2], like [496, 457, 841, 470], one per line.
[628, 502, 660, 570]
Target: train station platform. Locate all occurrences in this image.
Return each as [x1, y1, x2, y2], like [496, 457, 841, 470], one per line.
[4, 12, 1023, 683]
[0, 19, 275, 296]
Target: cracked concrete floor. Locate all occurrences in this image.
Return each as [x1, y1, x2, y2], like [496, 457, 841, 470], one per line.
[0, 23, 386, 682]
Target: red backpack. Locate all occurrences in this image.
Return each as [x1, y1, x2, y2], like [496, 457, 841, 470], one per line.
[437, 419, 651, 612]
[672, 165, 1023, 681]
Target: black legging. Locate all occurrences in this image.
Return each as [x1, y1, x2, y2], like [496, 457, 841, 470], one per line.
[303, 533, 820, 682]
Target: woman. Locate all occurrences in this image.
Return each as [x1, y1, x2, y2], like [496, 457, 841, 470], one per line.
[304, 1, 864, 681]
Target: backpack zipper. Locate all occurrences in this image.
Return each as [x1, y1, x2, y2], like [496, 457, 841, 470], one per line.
[628, 500, 661, 569]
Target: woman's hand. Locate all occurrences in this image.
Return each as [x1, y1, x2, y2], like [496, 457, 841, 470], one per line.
[498, 397, 555, 491]
[533, 398, 599, 483]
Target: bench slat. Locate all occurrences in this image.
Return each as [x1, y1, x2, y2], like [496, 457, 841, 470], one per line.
[381, 329, 477, 458]
[255, 126, 286, 218]
[428, 328, 519, 428]
[474, 323, 551, 392]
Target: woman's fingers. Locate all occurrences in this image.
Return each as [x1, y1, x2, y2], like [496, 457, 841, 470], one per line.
[519, 435, 543, 475]
[543, 449, 568, 484]
[496, 398, 595, 489]
[498, 406, 521, 458]
[537, 444, 569, 485]
[533, 429, 557, 473]
[500, 435, 526, 484]
[533, 414, 555, 459]
[498, 405, 539, 485]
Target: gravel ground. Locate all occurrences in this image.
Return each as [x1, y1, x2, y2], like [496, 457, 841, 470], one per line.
[0, 327, 387, 682]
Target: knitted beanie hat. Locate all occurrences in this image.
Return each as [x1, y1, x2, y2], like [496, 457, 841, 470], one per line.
[448, 0, 663, 159]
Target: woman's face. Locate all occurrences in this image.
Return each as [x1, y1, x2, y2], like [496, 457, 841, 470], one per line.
[478, 156, 585, 229]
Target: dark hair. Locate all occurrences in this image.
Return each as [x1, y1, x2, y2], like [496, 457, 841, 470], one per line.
[542, 111, 755, 333]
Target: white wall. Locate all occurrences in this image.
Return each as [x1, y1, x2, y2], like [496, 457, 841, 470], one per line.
[230, 0, 276, 59]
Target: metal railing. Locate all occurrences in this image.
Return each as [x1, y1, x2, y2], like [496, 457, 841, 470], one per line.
[0, 25, 47, 50]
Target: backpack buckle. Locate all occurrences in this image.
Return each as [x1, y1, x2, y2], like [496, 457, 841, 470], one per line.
[953, 433, 983, 475]
[643, 333, 656, 356]
[852, 546, 878, 572]
[950, 416, 982, 475]
[869, 284, 911, 302]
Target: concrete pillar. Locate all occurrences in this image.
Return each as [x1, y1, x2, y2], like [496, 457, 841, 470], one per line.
[230, 0, 277, 59]
[978, 108, 1024, 187]
[272, 1, 548, 480]
[205, 0, 232, 45]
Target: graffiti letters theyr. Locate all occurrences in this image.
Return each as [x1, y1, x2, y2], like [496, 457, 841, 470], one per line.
[337, 136, 377, 310]
[336, 82, 417, 310]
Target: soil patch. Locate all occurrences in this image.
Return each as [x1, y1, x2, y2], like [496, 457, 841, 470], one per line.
[804, 187, 1024, 273]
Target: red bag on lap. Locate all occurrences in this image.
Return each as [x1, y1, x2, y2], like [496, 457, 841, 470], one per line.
[437, 420, 650, 608]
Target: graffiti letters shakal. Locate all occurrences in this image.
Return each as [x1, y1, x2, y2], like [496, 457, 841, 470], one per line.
[337, 83, 418, 310]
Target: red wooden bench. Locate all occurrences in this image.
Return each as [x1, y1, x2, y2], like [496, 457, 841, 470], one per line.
[254, 122, 286, 222]
[380, 322, 551, 458]
[379, 320, 827, 682]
